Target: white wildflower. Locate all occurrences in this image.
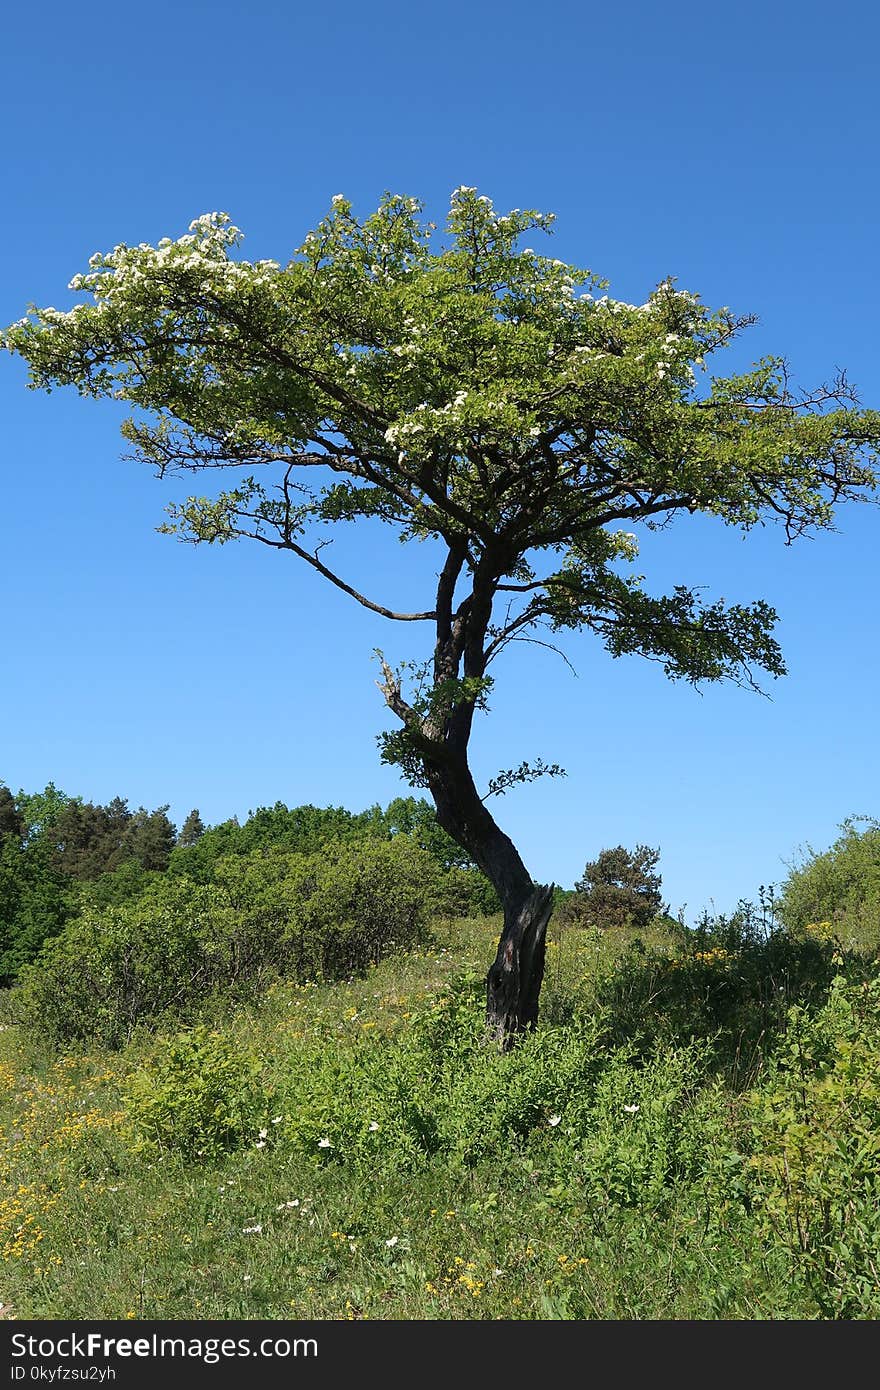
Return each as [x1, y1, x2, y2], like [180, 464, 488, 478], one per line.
[548, 1115, 561, 1127]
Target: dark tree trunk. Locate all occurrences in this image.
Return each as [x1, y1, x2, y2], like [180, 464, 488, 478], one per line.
[425, 757, 554, 1048]
[485, 882, 555, 1049]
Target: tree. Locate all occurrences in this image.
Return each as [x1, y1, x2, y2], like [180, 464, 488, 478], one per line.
[40, 795, 131, 879]
[5, 189, 879, 1044]
[178, 808, 206, 847]
[122, 804, 177, 871]
[0, 784, 23, 842]
[574, 844, 664, 929]
[0, 784, 73, 982]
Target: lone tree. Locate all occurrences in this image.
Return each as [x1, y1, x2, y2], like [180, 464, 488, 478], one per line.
[575, 844, 664, 930]
[5, 189, 879, 1044]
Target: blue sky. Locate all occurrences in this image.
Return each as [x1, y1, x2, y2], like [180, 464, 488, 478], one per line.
[2, 1, 878, 919]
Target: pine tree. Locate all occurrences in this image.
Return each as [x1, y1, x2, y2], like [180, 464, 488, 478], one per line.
[177, 808, 206, 848]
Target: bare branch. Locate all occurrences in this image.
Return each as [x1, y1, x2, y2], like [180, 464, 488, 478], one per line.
[241, 529, 435, 621]
[487, 632, 579, 677]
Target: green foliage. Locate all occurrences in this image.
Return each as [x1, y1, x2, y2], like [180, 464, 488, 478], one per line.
[0, 818, 74, 985]
[574, 843, 664, 929]
[379, 796, 475, 871]
[216, 835, 441, 981]
[166, 796, 499, 912]
[594, 903, 839, 1082]
[77, 858, 159, 912]
[564, 1043, 717, 1212]
[742, 970, 880, 1317]
[5, 915, 880, 1320]
[124, 1026, 274, 1161]
[8, 786, 177, 883]
[15, 781, 70, 835]
[242, 979, 717, 1215]
[12, 879, 234, 1046]
[0, 781, 498, 989]
[42, 796, 132, 879]
[12, 837, 442, 1046]
[779, 817, 880, 945]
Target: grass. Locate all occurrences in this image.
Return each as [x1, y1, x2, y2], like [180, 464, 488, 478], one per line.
[1, 913, 879, 1320]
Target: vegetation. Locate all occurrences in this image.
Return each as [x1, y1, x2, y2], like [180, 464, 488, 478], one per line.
[1, 810, 879, 1320]
[779, 817, 880, 947]
[0, 782, 495, 986]
[572, 844, 664, 929]
[6, 189, 879, 1039]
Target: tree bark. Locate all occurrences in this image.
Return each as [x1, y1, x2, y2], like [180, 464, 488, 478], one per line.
[485, 882, 555, 1049]
[425, 757, 554, 1048]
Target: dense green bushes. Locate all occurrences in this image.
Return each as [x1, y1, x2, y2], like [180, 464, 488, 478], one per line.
[0, 782, 499, 985]
[12, 837, 445, 1045]
[593, 903, 840, 1082]
[779, 817, 880, 945]
[745, 969, 880, 1317]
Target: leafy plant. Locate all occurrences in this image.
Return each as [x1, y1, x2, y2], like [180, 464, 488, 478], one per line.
[124, 1026, 273, 1160]
[780, 817, 880, 948]
[745, 970, 880, 1317]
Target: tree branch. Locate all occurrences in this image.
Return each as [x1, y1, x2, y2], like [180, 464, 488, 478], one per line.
[243, 530, 435, 621]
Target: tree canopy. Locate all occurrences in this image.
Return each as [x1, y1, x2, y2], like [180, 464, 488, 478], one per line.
[575, 844, 664, 930]
[5, 187, 879, 1038]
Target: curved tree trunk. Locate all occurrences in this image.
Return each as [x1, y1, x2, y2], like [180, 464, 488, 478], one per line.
[485, 882, 555, 1049]
[426, 757, 554, 1048]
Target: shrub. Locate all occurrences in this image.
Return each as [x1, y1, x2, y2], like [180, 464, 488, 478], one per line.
[214, 835, 440, 978]
[124, 1026, 274, 1160]
[744, 970, 880, 1317]
[12, 879, 238, 1046]
[594, 903, 839, 1082]
[13, 837, 441, 1046]
[779, 817, 880, 947]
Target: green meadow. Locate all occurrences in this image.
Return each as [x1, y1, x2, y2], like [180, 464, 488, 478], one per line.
[2, 810, 879, 1320]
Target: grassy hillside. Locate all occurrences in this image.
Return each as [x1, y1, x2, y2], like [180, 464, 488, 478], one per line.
[3, 904, 880, 1321]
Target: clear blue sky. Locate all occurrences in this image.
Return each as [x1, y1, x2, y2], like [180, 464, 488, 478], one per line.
[2, 1, 878, 919]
